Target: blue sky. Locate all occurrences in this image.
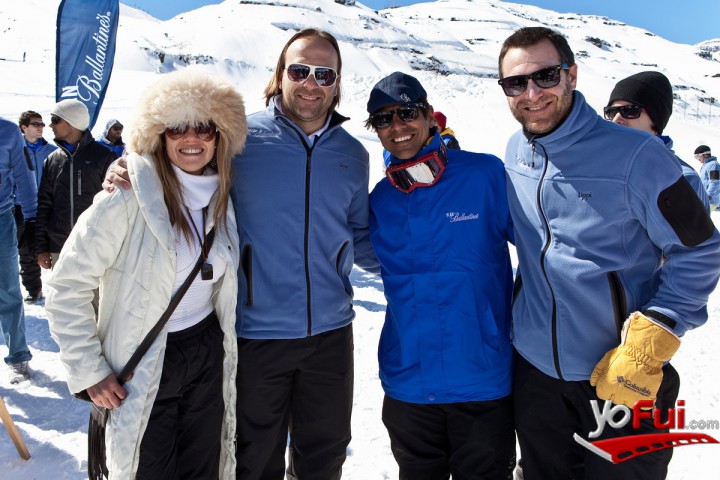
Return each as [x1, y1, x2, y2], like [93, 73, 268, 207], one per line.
[127, 0, 719, 45]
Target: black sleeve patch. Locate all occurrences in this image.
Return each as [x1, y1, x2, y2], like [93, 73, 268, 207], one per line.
[657, 177, 715, 247]
[642, 309, 677, 329]
[710, 170, 720, 181]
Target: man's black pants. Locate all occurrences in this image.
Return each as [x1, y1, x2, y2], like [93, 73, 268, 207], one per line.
[514, 353, 679, 480]
[13, 206, 41, 297]
[382, 394, 515, 480]
[236, 324, 353, 480]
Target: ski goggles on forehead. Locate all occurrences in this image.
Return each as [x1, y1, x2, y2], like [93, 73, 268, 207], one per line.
[603, 104, 643, 120]
[164, 121, 217, 141]
[286, 63, 338, 87]
[498, 64, 569, 97]
[386, 142, 448, 193]
[369, 104, 425, 130]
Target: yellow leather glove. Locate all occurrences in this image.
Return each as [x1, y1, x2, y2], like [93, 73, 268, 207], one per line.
[590, 311, 680, 408]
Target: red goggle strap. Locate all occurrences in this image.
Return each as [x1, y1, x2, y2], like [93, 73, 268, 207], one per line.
[386, 141, 448, 193]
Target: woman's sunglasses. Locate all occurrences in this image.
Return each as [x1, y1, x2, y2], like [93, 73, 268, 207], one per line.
[286, 63, 338, 87]
[164, 122, 217, 142]
[498, 64, 569, 97]
[369, 104, 425, 130]
[603, 104, 644, 121]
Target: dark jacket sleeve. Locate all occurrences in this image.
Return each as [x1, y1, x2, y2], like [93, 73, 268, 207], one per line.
[446, 137, 460, 150]
[100, 148, 118, 181]
[35, 155, 56, 253]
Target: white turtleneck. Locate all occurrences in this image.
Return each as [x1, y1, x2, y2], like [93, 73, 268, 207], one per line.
[168, 164, 226, 332]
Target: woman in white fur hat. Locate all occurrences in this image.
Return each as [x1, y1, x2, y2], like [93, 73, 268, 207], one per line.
[45, 68, 247, 479]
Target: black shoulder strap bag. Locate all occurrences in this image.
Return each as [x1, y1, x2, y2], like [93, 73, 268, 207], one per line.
[75, 228, 215, 480]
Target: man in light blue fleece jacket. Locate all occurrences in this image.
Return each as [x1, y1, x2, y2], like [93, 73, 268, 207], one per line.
[498, 26, 720, 480]
[695, 144, 720, 209]
[231, 29, 379, 480]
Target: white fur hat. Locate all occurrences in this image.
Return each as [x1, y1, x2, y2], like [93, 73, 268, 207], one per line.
[51, 99, 90, 131]
[129, 68, 247, 157]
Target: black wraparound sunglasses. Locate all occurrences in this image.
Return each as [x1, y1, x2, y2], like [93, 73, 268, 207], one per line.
[498, 64, 569, 97]
[603, 104, 644, 121]
[369, 104, 426, 130]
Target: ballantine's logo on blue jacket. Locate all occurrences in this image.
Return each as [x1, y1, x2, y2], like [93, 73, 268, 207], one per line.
[446, 212, 479, 223]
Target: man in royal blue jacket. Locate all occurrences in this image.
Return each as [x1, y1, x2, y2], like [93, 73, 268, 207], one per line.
[366, 72, 516, 479]
[498, 27, 720, 479]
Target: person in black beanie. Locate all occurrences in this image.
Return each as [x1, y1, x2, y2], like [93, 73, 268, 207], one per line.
[606, 71, 672, 134]
[605, 71, 710, 212]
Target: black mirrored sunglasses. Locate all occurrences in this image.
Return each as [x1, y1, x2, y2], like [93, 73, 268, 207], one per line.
[498, 64, 569, 97]
[369, 104, 425, 130]
[603, 104, 644, 121]
[164, 122, 217, 141]
[50, 115, 63, 125]
[286, 63, 338, 87]
[29, 121, 45, 127]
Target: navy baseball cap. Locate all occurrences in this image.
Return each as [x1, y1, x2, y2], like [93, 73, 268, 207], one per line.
[367, 72, 428, 114]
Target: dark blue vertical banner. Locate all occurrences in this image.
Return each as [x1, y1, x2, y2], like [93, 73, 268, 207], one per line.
[56, 0, 120, 131]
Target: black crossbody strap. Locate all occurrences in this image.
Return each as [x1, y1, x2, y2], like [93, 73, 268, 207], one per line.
[116, 227, 216, 385]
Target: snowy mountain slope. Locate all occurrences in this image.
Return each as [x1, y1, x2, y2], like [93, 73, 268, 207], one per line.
[2, 0, 720, 157]
[1, 0, 720, 478]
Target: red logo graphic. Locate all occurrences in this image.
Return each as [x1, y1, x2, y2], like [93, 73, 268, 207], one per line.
[574, 432, 718, 464]
[574, 400, 719, 463]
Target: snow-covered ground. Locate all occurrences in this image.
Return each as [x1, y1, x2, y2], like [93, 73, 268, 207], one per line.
[2, 0, 720, 477]
[3, 222, 720, 479]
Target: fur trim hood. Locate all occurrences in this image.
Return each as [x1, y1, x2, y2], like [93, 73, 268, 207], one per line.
[129, 69, 247, 156]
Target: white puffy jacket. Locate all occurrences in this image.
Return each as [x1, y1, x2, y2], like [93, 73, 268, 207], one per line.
[46, 152, 239, 479]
